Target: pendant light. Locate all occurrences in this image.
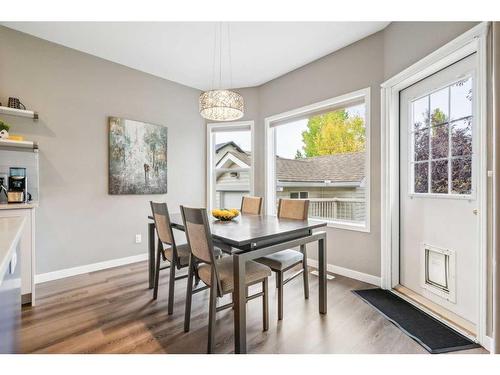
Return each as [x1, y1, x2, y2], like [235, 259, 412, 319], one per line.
[199, 23, 244, 122]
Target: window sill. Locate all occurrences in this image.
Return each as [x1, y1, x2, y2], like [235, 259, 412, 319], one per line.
[407, 192, 475, 201]
[309, 217, 370, 233]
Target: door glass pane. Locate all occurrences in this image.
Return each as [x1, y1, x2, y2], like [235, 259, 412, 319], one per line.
[431, 124, 449, 159]
[413, 96, 429, 131]
[450, 77, 472, 120]
[451, 118, 472, 156]
[414, 162, 429, 193]
[430, 87, 449, 126]
[431, 159, 448, 194]
[451, 157, 472, 194]
[414, 129, 429, 161]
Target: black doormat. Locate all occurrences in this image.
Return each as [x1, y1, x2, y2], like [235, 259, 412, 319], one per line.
[353, 288, 480, 354]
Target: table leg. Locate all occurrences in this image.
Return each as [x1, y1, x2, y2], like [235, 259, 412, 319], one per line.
[148, 222, 155, 289]
[233, 253, 247, 354]
[318, 237, 327, 314]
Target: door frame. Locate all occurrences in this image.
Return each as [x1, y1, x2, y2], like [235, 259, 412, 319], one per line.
[380, 22, 489, 345]
[206, 120, 255, 211]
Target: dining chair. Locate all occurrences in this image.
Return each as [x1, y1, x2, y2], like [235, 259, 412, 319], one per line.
[256, 198, 310, 320]
[181, 205, 271, 354]
[150, 201, 194, 315]
[240, 195, 263, 215]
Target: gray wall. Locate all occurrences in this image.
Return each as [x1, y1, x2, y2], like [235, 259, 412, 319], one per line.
[0, 26, 205, 274]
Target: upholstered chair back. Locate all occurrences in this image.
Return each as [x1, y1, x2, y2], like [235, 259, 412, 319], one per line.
[277, 199, 309, 220]
[241, 196, 263, 215]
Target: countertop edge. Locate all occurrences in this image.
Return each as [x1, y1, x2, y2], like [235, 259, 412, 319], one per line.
[0, 217, 26, 286]
[0, 202, 39, 210]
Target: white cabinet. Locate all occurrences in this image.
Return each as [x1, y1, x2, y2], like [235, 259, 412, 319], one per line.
[0, 205, 36, 305]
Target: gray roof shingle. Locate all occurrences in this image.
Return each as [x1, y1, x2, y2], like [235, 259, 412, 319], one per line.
[217, 146, 365, 183]
[276, 152, 365, 183]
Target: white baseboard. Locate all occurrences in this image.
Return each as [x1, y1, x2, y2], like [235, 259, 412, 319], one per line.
[482, 335, 493, 352]
[307, 258, 381, 287]
[35, 253, 149, 284]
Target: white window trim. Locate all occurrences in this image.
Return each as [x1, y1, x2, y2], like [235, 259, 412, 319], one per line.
[264, 87, 371, 233]
[206, 121, 255, 211]
[380, 22, 489, 346]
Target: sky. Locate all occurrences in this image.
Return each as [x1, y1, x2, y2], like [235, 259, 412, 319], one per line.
[213, 103, 365, 159]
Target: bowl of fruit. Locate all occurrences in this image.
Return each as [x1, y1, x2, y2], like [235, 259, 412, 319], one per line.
[211, 208, 240, 221]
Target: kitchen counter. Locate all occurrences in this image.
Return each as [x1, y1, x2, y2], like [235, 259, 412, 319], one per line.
[0, 217, 25, 286]
[0, 216, 24, 353]
[0, 202, 39, 210]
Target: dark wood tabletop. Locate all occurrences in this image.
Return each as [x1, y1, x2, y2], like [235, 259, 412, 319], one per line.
[149, 213, 326, 250]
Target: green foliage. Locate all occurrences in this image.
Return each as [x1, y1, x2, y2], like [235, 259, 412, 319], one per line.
[301, 109, 365, 157]
[294, 149, 304, 159]
[0, 119, 10, 132]
[431, 108, 447, 126]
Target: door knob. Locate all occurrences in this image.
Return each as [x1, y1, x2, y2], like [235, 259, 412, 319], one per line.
[473, 209, 479, 215]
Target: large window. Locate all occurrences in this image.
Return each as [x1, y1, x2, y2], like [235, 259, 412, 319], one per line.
[265, 89, 370, 232]
[207, 121, 254, 210]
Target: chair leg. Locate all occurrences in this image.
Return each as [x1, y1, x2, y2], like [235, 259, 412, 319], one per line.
[207, 278, 217, 354]
[262, 278, 269, 331]
[277, 271, 284, 321]
[153, 244, 162, 300]
[167, 261, 176, 315]
[275, 273, 279, 289]
[301, 245, 309, 300]
[184, 262, 194, 333]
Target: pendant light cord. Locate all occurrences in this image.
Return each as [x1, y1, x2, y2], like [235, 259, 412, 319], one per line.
[211, 23, 217, 91]
[228, 23, 233, 89]
[219, 22, 222, 89]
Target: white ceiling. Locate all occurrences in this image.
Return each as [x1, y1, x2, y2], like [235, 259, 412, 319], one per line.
[2, 22, 389, 90]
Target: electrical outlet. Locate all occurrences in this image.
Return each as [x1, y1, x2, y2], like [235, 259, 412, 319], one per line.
[135, 234, 142, 244]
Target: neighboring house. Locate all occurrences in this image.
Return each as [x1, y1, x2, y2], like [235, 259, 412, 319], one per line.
[214, 141, 366, 222]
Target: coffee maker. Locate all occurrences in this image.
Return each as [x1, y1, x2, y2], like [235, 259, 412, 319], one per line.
[7, 167, 30, 203]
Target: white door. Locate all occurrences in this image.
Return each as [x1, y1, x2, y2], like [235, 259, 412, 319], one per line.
[399, 54, 479, 329]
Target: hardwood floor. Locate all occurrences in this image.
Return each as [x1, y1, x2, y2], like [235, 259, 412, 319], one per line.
[20, 261, 488, 354]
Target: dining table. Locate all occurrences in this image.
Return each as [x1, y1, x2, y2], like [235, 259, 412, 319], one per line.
[147, 212, 328, 354]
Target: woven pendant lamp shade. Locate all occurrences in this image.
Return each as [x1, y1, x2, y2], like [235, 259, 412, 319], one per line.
[199, 89, 244, 122]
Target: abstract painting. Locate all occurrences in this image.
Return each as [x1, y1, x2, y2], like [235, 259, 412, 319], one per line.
[109, 117, 167, 194]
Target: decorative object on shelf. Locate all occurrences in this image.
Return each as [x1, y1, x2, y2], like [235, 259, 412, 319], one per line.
[109, 117, 168, 195]
[0, 120, 10, 139]
[211, 208, 240, 221]
[7, 97, 26, 110]
[7, 135, 24, 141]
[199, 23, 244, 122]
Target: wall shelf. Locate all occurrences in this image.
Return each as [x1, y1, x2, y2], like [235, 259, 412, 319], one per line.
[0, 139, 38, 152]
[0, 106, 38, 120]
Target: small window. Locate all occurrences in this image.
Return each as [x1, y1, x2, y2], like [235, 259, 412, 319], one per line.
[410, 77, 473, 196]
[290, 191, 308, 199]
[208, 122, 253, 210]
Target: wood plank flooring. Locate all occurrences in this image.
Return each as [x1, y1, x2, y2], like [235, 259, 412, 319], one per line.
[20, 261, 488, 354]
